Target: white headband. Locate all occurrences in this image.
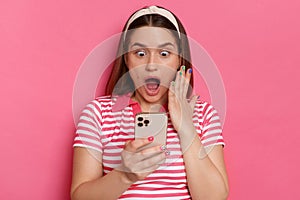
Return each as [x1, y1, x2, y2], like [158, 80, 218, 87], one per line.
[124, 6, 181, 40]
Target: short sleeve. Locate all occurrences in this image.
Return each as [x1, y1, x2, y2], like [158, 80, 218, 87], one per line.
[73, 100, 103, 153]
[196, 102, 225, 148]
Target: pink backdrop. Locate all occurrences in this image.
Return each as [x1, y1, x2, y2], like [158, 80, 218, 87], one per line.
[1, 0, 300, 199]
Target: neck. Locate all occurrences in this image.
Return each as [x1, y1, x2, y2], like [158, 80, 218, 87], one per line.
[132, 93, 168, 112]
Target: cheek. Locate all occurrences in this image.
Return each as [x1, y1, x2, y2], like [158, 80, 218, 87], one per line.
[160, 70, 177, 88]
[163, 56, 180, 71]
[129, 69, 139, 80]
[125, 53, 136, 69]
[129, 68, 145, 88]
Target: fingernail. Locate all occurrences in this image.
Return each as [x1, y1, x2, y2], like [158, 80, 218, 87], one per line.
[188, 68, 192, 73]
[165, 150, 170, 156]
[160, 145, 166, 151]
[197, 95, 200, 99]
[179, 71, 182, 76]
[171, 81, 175, 86]
[182, 65, 186, 71]
[148, 136, 154, 141]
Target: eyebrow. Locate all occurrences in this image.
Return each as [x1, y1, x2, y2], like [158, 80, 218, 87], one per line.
[130, 42, 176, 49]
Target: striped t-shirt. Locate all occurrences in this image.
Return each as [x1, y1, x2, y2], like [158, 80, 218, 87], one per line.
[73, 95, 225, 200]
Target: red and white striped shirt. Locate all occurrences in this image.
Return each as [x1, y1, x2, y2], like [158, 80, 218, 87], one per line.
[73, 95, 225, 200]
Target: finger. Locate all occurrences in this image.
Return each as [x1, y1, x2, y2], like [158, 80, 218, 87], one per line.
[174, 68, 181, 97]
[168, 81, 176, 113]
[183, 68, 192, 98]
[123, 139, 134, 150]
[137, 164, 160, 174]
[144, 151, 166, 166]
[179, 66, 186, 98]
[126, 138, 152, 152]
[132, 145, 165, 165]
[139, 144, 164, 154]
[189, 94, 199, 109]
[181, 65, 186, 76]
[127, 151, 165, 173]
[132, 163, 160, 174]
[122, 149, 159, 165]
[136, 152, 166, 172]
[168, 81, 175, 98]
[124, 140, 131, 146]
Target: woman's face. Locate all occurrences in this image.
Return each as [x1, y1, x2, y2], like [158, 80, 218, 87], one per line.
[125, 26, 180, 105]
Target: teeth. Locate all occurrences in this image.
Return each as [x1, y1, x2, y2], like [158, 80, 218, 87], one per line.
[145, 78, 160, 91]
[145, 78, 160, 84]
[146, 83, 159, 89]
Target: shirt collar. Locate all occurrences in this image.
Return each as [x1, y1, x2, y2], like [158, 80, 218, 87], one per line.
[129, 96, 168, 113]
[112, 93, 168, 114]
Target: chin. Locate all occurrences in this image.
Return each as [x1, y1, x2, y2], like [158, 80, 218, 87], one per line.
[137, 87, 168, 105]
[145, 90, 168, 104]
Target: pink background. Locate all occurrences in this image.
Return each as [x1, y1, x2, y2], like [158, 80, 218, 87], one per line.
[1, 0, 300, 199]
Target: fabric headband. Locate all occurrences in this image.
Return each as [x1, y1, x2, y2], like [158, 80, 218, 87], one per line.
[124, 6, 181, 40]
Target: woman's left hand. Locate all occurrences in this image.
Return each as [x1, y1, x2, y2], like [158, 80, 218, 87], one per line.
[168, 66, 199, 142]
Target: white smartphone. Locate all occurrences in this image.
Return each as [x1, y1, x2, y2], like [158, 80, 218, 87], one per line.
[134, 112, 168, 150]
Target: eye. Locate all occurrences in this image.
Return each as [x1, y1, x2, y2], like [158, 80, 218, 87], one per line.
[136, 50, 146, 57]
[160, 50, 170, 57]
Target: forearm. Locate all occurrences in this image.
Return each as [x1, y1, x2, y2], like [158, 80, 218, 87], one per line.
[181, 132, 228, 200]
[71, 169, 133, 200]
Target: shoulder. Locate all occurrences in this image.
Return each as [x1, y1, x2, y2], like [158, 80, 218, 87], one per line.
[81, 95, 114, 114]
[194, 100, 218, 115]
[193, 100, 222, 124]
[94, 95, 114, 103]
[92, 94, 132, 112]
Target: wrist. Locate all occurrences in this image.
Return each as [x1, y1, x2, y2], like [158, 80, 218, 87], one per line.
[177, 122, 196, 138]
[115, 169, 135, 185]
[178, 129, 198, 153]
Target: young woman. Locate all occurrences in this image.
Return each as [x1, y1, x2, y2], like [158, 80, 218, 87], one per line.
[71, 5, 229, 200]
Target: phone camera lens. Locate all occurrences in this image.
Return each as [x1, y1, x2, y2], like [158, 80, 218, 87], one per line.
[137, 122, 143, 127]
[144, 120, 150, 125]
[137, 117, 143, 121]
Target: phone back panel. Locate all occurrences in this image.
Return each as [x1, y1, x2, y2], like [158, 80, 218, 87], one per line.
[135, 112, 167, 149]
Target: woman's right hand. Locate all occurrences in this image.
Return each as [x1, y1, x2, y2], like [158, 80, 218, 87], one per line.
[118, 138, 167, 183]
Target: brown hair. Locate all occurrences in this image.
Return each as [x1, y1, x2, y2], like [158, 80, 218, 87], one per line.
[105, 6, 193, 97]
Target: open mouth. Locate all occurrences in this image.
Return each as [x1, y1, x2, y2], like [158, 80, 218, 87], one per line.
[144, 77, 161, 95]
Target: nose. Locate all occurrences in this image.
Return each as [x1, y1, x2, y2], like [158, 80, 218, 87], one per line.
[145, 52, 158, 71]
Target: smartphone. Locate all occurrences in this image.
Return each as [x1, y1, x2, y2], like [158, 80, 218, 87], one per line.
[134, 112, 168, 151]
